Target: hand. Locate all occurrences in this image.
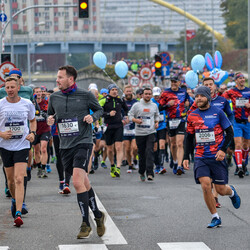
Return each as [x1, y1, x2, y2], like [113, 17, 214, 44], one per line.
[0, 130, 12, 140]
[122, 116, 129, 125]
[83, 115, 93, 124]
[183, 160, 190, 170]
[155, 122, 159, 129]
[110, 110, 116, 116]
[134, 118, 142, 124]
[168, 100, 175, 106]
[215, 150, 225, 161]
[248, 116, 250, 123]
[26, 133, 35, 143]
[245, 102, 250, 109]
[47, 115, 55, 126]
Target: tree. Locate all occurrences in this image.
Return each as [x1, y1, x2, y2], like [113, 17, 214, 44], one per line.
[134, 24, 162, 34]
[220, 0, 247, 49]
[67, 53, 90, 70]
[175, 28, 213, 63]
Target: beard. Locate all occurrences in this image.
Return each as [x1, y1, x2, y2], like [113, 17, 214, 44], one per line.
[197, 99, 209, 109]
[125, 94, 132, 100]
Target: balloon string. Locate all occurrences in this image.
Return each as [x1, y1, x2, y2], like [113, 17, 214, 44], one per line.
[102, 69, 116, 84]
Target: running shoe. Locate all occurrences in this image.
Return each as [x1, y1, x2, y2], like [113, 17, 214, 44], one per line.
[229, 185, 241, 209]
[101, 161, 107, 169]
[207, 217, 221, 228]
[14, 212, 23, 227]
[58, 182, 64, 194]
[147, 175, 154, 181]
[77, 222, 92, 239]
[127, 166, 133, 173]
[27, 168, 31, 181]
[5, 187, 11, 198]
[176, 166, 185, 175]
[46, 164, 51, 173]
[37, 168, 43, 178]
[245, 168, 249, 176]
[169, 158, 174, 169]
[133, 160, 139, 169]
[89, 169, 95, 174]
[11, 199, 16, 218]
[159, 167, 167, 174]
[62, 184, 71, 195]
[110, 166, 116, 178]
[154, 166, 160, 174]
[41, 169, 48, 178]
[173, 164, 178, 174]
[94, 211, 106, 237]
[139, 174, 146, 182]
[93, 157, 99, 170]
[234, 166, 239, 176]
[114, 167, 120, 177]
[121, 160, 127, 166]
[238, 167, 244, 178]
[50, 156, 56, 164]
[21, 203, 28, 215]
[216, 201, 221, 208]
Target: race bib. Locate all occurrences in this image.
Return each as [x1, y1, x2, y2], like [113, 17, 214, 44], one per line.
[159, 114, 164, 122]
[169, 119, 181, 130]
[5, 122, 24, 139]
[58, 118, 79, 137]
[195, 128, 215, 146]
[124, 128, 135, 136]
[138, 116, 151, 128]
[236, 98, 249, 108]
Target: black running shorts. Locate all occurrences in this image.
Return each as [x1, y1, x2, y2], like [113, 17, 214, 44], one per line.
[60, 143, 93, 175]
[32, 131, 51, 145]
[104, 126, 123, 146]
[0, 148, 29, 167]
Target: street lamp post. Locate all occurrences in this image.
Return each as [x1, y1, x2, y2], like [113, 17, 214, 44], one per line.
[27, 22, 45, 85]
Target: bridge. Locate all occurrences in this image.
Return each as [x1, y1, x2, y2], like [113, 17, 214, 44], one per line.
[3, 33, 179, 55]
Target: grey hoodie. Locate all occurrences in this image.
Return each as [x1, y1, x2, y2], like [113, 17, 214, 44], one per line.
[128, 98, 159, 136]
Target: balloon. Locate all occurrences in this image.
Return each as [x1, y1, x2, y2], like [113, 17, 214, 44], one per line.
[191, 54, 205, 72]
[115, 61, 128, 78]
[185, 70, 198, 89]
[93, 52, 107, 69]
[205, 52, 214, 71]
[214, 50, 222, 69]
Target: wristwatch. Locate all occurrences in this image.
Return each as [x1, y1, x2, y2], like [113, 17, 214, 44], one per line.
[31, 131, 36, 136]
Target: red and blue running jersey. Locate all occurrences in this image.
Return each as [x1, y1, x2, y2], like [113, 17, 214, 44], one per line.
[159, 88, 190, 119]
[222, 87, 250, 121]
[186, 106, 231, 158]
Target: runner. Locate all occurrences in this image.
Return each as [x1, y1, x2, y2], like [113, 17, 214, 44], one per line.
[33, 87, 51, 178]
[128, 88, 160, 181]
[122, 85, 138, 173]
[47, 65, 105, 239]
[159, 75, 191, 175]
[183, 86, 241, 228]
[0, 77, 36, 227]
[222, 72, 250, 178]
[99, 83, 129, 178]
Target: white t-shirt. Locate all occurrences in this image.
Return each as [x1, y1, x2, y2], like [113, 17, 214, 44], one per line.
[0, 97, 35, 151]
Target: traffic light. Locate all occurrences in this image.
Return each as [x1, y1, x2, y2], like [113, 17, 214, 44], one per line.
[154, 54, 162, 76]
[78, 0, 89, 18]
[1, 53, 11, 64]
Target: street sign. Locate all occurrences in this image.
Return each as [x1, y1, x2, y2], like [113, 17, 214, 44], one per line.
[162, 66, 170, 77]
[160, 52, 171, 66]
[0, 13, 7, 22]
[139, 66, 153, 80]
[128, 75, 140, 87]
[0, 61, 16, 82]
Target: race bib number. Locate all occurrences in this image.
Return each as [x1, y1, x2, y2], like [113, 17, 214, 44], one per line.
[169, 119, 181, 130]
[58, 118, 79, 137]
[236, 98, 249, 108]
[124, 128, 135, 136]
[5, 122, 24, 139]
[195, 128, 215, 146]
[138, 116, 151, 128]
[159, 114, 164, 122]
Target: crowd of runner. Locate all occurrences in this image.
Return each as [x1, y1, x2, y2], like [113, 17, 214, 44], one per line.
[0, 65, 248, 235]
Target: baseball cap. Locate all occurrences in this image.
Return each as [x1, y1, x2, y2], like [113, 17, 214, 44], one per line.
[88, 83, 98, 91]
[100, 88, 108, 95]
[170, 76, 179, 82]
[136, 88, 143, 95]
[9, 68, 22, 77]
[152, 87, 161, 96]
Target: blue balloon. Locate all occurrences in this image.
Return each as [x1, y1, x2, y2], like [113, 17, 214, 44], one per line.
[191, 54, 205, 72]
[185, 70, 198, 89]
[115, 61, 128, 78]
[93, 52, 107, 69]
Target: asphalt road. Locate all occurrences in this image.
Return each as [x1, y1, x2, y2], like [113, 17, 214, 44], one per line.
[0, 160, 250, 250]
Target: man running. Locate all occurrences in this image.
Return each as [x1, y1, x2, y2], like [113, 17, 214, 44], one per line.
[183, 86, 241, 228]
[222, 72, 250, 178]
[47, 65, 105, 239]
[0, 77, 36, 227]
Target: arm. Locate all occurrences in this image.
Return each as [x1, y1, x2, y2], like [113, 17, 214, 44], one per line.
[224, 100, 234, 124]
[26, 118, 37, 143]
[220, 126, 234, 153]
[121, 99, 129, 116]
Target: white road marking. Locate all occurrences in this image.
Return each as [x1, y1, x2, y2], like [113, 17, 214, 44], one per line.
[58, 244, 108, 250]
[0, 247, 9, 250]
[89, 195, 128, 245]
[158, 242, 211, 250]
